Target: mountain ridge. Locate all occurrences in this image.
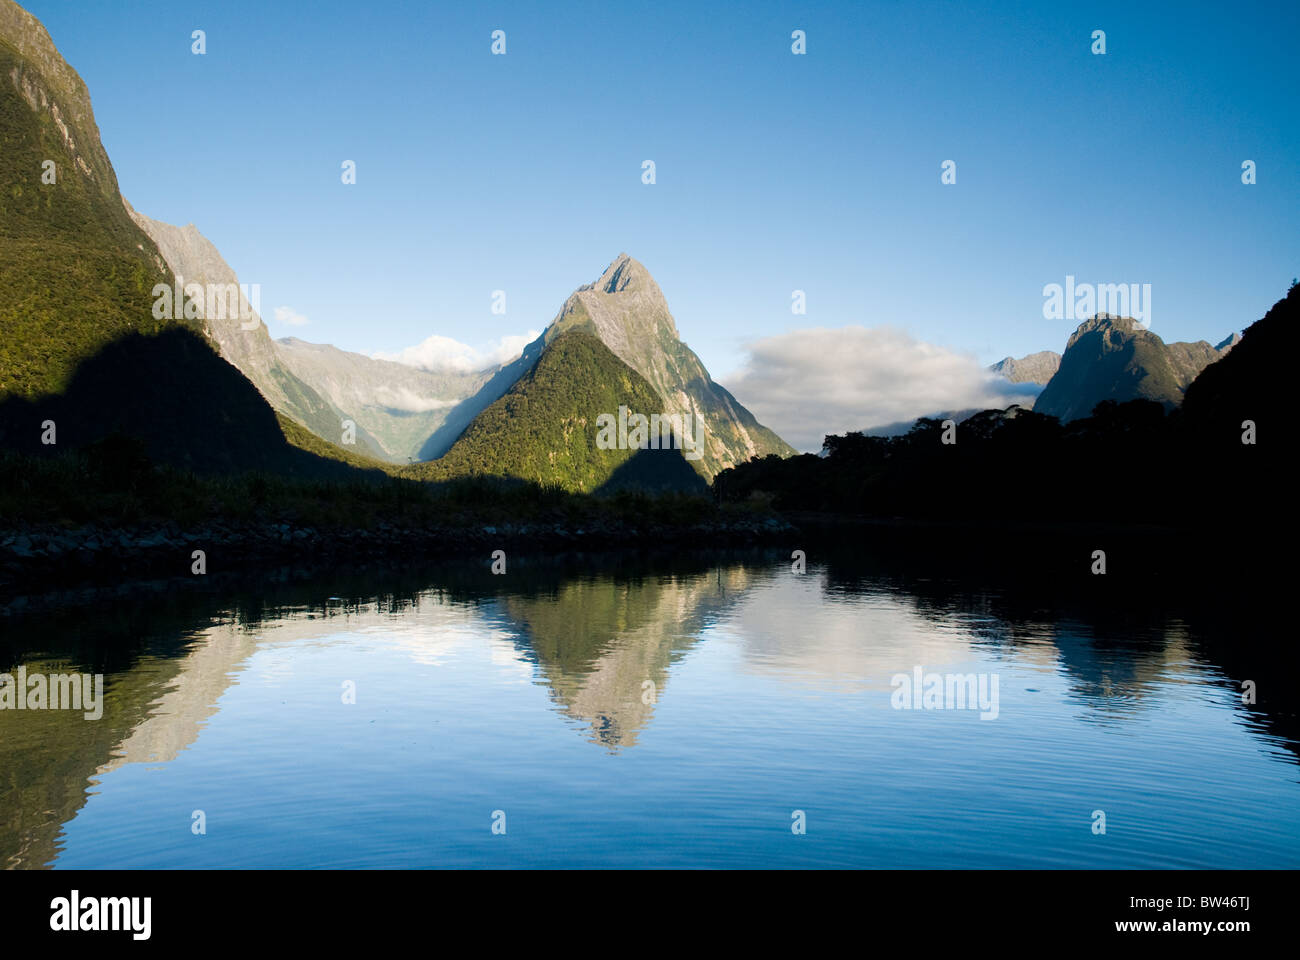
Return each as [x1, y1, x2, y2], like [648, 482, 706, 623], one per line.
[1033, 315, 1232, 422]
[539, 253, 795, 477]
[989, 350, 1061, 385]
[121, 206, 395, 458]
[406, 328, 707, 493]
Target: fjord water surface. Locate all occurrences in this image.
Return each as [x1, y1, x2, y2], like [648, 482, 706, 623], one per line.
[2, 547, 1296, 868]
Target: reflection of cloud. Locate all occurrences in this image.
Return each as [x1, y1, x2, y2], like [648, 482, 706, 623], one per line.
[357, 602, 508, 667]
[486, 637, 535, 682]
[721, 326, 1033, 452]
[99, 599, 520, 776]
[724, 574, 978, 693]
[375, 330, 540, 373]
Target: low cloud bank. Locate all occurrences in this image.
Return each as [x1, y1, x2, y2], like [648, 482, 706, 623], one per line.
[722, 326, 1040, 452]
[376, 331, 540, 373]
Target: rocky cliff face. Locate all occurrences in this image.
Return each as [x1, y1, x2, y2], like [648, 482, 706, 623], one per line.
[1034, 315, 1232, 422]
[124, 211, 508, 462]
[122, 210, 399, 459]
[126, 210, 276, 384]
[2, 2, 369, 473]
[1215, 332, 1242, 353]
[0, 0, 117, 201]
[542, 254, 795, 477]
[989, 350, 1061, 385]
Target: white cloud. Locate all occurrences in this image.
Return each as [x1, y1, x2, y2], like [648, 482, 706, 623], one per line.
[370, 386, 460, 414]
[721, 326, 1040, 453]
[273, 306, 310, 327]
[375, 330, 540, 373]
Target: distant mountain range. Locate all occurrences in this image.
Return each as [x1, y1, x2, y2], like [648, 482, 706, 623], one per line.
[119, 207, 499, 463]
[126, 192, 795, 478]
[991, 318, 1240, 422]
[988, 351, 1061, 386]
[122, 209, 397, 460]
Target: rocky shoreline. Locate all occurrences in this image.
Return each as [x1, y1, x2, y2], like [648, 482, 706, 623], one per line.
[0, 511, 796, 600]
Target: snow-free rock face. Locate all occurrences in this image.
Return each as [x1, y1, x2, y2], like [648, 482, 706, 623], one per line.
[989, 351, 1061, 385]
[122, 209, 391, 459]
[124, 211, 493, 462]
[1215, 332, 1242, 353]
[0, 0, 117, 198]
[542, 254, 795, 477]
[125, 210, 274, 385]
[1034, 315, 1235, 422]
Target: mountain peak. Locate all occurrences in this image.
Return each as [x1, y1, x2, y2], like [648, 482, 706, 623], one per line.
[1037, 312, 1229, 422]
[557, 253, 677, 346]
[989, 350, 1061, 385]
[1064, 314, 1154, 351]
[580, 253, 647, 295]
[535, 254, 792, 475]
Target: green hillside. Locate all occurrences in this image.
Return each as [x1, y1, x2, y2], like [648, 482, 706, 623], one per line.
[0, 36, 178, 399]
[406, 330, 707, 493]
[0, 8, 395, 479]
[543, 254, 796, 478]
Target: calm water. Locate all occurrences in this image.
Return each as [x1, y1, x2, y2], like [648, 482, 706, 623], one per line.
[2, 546, 1297, 869]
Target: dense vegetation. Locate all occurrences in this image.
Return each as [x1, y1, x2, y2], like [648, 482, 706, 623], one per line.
[0, 42, 180, 399]
[0, 34, 393, 478]
[406, 329, 707, 493]
[0, 436, 721, 533]
[545, 270, 797, 477]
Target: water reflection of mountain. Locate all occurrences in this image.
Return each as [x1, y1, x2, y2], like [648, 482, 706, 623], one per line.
[1, 591, 230, 868]
[0, 557, 769, 863]
[0, 572, 430, 868]
[813, 531, 1300, 759]
[2, 542, 1295, 869]
[498, 564, 764, 749]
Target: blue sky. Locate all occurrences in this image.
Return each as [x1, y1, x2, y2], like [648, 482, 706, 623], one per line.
[25, 0, 1299, 382]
